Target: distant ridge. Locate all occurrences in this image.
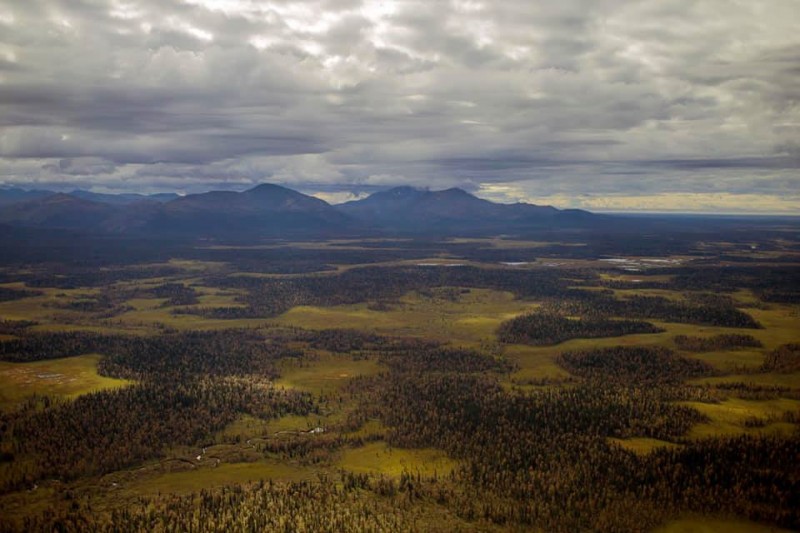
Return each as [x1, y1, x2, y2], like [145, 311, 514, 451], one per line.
[337, 186, 591, 232]
[0, 183, 595, 238]
[0, 193, 118, 231]
[0, 187, 55, 207]
[69, 189, 179, 205]
[0, 188, 178, 207]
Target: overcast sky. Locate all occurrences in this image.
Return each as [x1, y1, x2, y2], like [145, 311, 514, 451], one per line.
[0, 0, 798, 212]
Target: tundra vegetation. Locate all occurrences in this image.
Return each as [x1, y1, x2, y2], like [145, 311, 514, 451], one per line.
[0, 226, 798, 532]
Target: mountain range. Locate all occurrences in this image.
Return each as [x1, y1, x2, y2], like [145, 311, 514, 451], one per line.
[338, 186, 592, 231]
[0, 184, 595, 238]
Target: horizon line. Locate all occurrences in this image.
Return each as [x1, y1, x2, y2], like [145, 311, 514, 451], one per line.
[1, 184, 798, 217]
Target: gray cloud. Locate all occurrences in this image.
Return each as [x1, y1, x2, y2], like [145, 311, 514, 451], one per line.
[0, 0, 798, 211]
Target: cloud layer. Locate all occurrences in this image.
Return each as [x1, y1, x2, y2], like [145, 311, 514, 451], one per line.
[0, 0, 798, 212]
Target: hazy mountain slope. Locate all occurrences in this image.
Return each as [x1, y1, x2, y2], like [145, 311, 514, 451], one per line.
[0, 188, 56, 207]
[0, 194, 118, 232]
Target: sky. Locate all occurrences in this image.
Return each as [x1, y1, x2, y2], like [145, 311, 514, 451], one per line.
[0, 0, 798, 213]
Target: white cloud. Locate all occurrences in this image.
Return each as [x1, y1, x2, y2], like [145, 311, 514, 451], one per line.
[310, 190, 368, 204]
[533, 193, 800, 215]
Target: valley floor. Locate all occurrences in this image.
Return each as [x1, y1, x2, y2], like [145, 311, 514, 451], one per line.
[0, 231, 799, 532]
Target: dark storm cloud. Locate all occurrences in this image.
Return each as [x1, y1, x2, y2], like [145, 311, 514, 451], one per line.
[432, 156, 572, 173]
[0, 0, 797, 211]
[646, 157, 800, 171]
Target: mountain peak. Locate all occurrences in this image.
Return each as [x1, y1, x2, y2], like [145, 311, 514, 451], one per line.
[439, 187, 471, 195]
[387, 185, 423, 194]
[432, 187, 482, 201]
[244, 183, 297, 196]
[335, 185, 587, 233]
[148, 183, 350, 237]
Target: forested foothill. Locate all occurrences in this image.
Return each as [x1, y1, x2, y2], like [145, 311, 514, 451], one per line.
[498, 312, 663, 345]
[556, 346, 717, 384]
[0, 219, 798, 532]
[762, 344, 800, 373]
